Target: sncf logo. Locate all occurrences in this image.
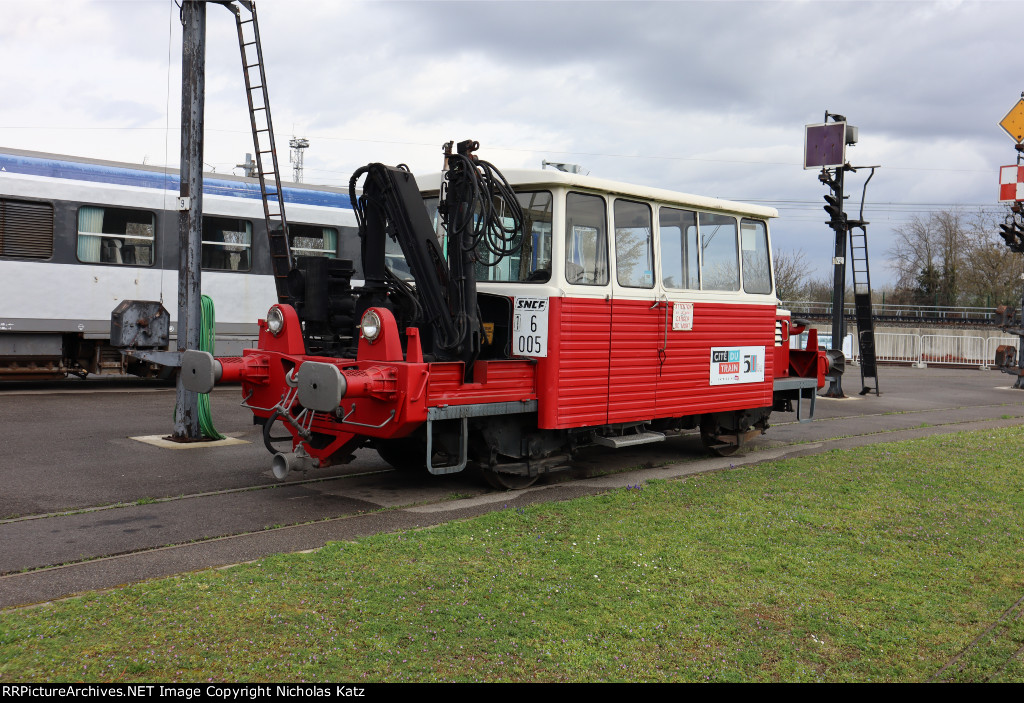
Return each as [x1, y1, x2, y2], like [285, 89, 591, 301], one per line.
[516, 299, 547, 310]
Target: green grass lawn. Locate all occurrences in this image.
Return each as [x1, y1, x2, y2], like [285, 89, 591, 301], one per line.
[2, 426, 1024, 682]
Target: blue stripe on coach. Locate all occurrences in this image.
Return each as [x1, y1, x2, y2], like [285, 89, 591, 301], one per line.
[0, 153, 352, 210]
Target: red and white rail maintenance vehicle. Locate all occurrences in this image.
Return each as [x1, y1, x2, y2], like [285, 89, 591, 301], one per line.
[181, 141, 830, 489]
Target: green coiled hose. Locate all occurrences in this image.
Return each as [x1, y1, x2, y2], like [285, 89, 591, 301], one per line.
[198, 294, 225, 440]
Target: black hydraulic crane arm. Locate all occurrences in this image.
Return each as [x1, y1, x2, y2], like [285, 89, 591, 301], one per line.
[350, 163, 460, 353]
[348, 141, 525, 379]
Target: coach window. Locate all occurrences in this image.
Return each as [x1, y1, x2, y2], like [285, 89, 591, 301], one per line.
[202, 217, 252, 271]
[565, 192, 608, 286]
[741, 219, 772, 294]
[699, 212, 739, 291]
[1, 198, 53, 259]
[76, 206, 155, 265]
[614, 199, 654, 288]
[658, 206, 698, 289]
[290, 223, 338, 258]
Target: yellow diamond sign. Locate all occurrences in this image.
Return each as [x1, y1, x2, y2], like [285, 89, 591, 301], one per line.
[1000, 99, 1024, 143]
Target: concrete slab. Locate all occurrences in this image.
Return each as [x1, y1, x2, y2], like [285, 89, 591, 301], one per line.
[131, 434, 249, 449]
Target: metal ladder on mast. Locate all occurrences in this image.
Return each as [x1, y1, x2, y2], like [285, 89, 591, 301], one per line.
[848, 222, 879, 395]
[227, 0, 292, 304]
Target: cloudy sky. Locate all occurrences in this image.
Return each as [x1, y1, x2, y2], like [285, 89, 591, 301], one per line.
[1, 0, 1019, 286]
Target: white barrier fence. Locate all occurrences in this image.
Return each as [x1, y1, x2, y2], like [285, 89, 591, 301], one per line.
[874, 333, 921, 365]
[919, 335, 989, 367]
[987, 337, 1019, 362]
[844, 333, 1020, 368]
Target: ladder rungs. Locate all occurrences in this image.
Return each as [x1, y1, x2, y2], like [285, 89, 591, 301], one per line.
[237, 11, 292, 290]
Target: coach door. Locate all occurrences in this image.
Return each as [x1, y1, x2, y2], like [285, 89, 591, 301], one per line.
[549, 191, 614, 428]
[607, 198, 661, 424]
[653, 205, 704, 416]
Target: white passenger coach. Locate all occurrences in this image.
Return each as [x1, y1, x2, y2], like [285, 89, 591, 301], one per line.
[0, 147, 357, 379]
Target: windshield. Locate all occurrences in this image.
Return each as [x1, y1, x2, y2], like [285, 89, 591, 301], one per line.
[420, 190, 553, 283]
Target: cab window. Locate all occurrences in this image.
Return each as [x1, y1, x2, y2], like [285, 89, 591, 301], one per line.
[699, 212, 739, 291]
[659, 206, 699, 290]
[565, 192, 608, 286]
[424, 191, 553, 283]
[614, 199, 654, 288]
[741, 219, 772, 294]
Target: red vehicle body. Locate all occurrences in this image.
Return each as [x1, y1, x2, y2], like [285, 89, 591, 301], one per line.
[183, 164, 829, 489]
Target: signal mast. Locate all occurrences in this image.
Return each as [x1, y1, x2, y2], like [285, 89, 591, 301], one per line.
[804, 112, 880, 398]
[993, 94, 1024, 388]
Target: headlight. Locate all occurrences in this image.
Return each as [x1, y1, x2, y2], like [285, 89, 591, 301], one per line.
[360, 309, 381, 342]
[266, 305, 285, 336]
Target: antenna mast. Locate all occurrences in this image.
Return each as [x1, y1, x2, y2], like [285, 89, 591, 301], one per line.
[290, 136, 309, 183]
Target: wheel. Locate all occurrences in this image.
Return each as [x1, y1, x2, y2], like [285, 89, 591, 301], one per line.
[374, 436, 428, 472]
[700, 431, 739, 457]
[479, 466, 539, 490]
[700, 415, 740, 457]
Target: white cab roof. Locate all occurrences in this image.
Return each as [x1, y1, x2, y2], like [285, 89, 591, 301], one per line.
[415, 168, 777, 219]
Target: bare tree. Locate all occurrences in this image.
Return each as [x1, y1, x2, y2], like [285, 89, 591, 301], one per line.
[802, 274, 851, 305]
[772, 248, 808, 301]
[889, 210, 969, 306]
[961, 209, 1023, 307]
[886, 207, 1024, 308]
